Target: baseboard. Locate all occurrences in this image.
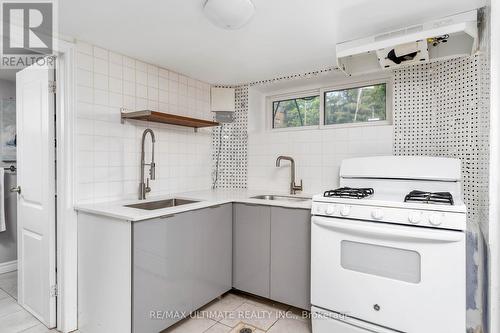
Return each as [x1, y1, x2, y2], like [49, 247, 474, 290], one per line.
[0, 260, 17, 274]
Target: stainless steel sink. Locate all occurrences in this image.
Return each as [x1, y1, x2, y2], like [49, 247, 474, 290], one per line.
[124, 198, 200, 210]
[250, 195, 310, 202]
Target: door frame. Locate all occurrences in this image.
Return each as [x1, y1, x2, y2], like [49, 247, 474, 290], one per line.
[0, 27, 77, 331]
[2, 37, 77, 331]
[53, 39, 77, 333]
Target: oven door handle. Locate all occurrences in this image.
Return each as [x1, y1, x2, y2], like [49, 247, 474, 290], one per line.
[312, 217, 464, 243]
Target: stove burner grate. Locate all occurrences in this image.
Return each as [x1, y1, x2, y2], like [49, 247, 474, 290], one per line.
[404, 190, 454, 205]
[324, 187, 374, 199]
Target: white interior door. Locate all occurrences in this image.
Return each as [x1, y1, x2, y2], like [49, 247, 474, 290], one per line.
[16, 65, 56, 328]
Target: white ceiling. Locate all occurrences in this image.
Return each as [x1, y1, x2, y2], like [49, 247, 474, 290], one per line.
[59, 0, 485, 85]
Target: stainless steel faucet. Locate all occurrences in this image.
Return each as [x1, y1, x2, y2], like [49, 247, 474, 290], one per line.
[276, 155, 303, 195]
[139, 129, 156, 200]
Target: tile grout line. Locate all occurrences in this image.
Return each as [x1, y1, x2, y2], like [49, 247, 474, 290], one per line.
[201, 318, 219, 333]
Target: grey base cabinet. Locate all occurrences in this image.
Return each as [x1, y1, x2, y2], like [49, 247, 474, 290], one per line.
[270, 207, 311, 309]
[78, 201, 309, 333]
[232, 203, 271, 298]
[133, 204, 232, 333]
[232, 203, 311, 310]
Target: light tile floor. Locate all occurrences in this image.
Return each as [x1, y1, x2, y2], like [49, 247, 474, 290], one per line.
[0, 271, 57, 333]
[163, 292, 312, 333]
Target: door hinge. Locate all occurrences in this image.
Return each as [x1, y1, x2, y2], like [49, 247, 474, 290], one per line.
[49, 80, 56, 94]
[50, 284, 58, 297]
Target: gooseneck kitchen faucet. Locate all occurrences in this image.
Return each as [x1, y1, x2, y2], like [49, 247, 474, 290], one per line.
[276, 155, 303, 195]
[139, 128, 156, 200]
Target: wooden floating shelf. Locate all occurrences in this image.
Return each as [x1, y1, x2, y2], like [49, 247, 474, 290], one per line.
[120, 110, 219, 131]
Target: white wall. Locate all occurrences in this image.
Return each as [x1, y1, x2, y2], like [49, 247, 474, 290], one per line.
[75, 41, 212, 203]
[0, 79, 15, 100]
[247, 84, 393, 195]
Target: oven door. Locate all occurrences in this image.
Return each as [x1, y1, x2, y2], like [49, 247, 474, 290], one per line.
[311, 216, 465, 333]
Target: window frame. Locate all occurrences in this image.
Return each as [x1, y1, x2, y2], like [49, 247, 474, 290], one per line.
[266, 77, 393, 132]
[320, 77, 393, 129]
[267, 89, 321, 132]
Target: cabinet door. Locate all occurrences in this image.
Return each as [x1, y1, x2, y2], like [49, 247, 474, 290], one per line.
[132, 205, 233, 333]
[133, 212, 196, 333]
[233, 203, 271, 298]
[270, 207, 311, 309]
[191, 204, 232, 309]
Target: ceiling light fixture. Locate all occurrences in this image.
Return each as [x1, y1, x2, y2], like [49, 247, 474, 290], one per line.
[203, 0, 255, 30]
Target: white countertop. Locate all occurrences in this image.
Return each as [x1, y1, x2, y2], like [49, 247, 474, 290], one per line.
[75, 189, 312, 221]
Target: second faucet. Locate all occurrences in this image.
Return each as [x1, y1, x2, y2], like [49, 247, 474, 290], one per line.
[276, 155, 303, 195]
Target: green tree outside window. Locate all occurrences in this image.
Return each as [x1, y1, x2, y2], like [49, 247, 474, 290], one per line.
[273, 95, 320, 129]
[324, 83, 386, 125]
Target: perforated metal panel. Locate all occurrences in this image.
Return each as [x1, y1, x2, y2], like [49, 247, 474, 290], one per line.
[393, 56, 490, 225]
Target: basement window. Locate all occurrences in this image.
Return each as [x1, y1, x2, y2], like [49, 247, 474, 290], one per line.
[324, 83, 387, 125]
[272, 94, 320, 129]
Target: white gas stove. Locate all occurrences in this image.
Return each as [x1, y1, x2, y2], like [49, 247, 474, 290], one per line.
[311, 156, 466, 333]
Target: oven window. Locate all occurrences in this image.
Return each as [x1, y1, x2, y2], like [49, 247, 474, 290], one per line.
[341, 241, 421, 283]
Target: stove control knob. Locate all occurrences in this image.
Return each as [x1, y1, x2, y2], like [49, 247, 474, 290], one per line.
[429, 213, 443, 226]
[340, 205, 351, 217]
[408, 212, 421, 224]
[371, 209, 384, 220]
[326, 205, 335, 215]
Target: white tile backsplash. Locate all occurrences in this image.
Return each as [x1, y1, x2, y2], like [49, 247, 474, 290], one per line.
[93, 58, 108, 75]
[76, 52, 93, 71]
[242, 77, 395, 195]
[93, 46, 108, 60]
[247, 126, 394, 194]
[109, 52, 123, 65]
[77, 42, 397, 202]
[75, 41, 212, 203]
